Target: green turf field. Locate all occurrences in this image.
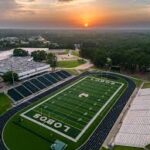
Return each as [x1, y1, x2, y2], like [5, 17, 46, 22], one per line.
[20, 77, 123, 142]
[3, 75, 126, 150]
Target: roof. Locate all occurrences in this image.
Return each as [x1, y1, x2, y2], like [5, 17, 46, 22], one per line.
[0, 57, 49, 75]
[51, 140, 66, 150]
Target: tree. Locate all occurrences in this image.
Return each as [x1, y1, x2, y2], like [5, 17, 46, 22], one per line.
[31, 50, 47, 62]
[80, 41, 150, 73]
[92, 50, 107, 68]
[13, 49, 29, 57]
[47, 53, 57, 71]
[2, 71, 19, 84]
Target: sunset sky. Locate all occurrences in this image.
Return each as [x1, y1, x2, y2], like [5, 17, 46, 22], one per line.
[0, 0, 150, 29]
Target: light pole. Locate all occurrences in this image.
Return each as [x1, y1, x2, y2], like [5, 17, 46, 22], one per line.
[11, 58, 15, 87]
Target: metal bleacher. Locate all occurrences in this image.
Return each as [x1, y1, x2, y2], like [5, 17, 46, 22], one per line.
[7, 89, 23, 102]
[56, 71, 67, 79]
[44, 74, 58, 83]
[23, 81, 39, 93]
[15, 85, 32, 97]
[7, 70, 72, 102]
[37, 76, 52, 86]
[50, 72, 62, 81]
[30, 78, 46, 89]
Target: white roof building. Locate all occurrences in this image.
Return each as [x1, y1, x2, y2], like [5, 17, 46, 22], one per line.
[0, 57, 50, 80]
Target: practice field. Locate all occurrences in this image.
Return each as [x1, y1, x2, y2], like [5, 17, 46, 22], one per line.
[20, 76, 124, 142]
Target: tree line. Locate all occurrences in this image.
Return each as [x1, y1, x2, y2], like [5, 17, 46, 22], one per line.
[13, 48, 57, 70]
[80, 40, 150, 72]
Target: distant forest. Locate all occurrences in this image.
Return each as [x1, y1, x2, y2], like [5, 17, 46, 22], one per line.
[79, 31, 150, 72]
[1, 29, 150, 72]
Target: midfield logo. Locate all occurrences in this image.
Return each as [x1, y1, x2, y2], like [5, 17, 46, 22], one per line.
[33, 113, 70, 132]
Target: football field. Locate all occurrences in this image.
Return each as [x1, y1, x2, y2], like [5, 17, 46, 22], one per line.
[20, 76, 124, 142]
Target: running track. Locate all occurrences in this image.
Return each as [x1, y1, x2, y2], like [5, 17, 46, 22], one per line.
[0, 72, 136, 150]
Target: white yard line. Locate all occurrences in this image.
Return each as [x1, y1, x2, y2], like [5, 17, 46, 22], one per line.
[75, 82, 124, 141]
[21, 77, 88, 115]
[35, 109, 82, 131]
[20, 77, 124, 142]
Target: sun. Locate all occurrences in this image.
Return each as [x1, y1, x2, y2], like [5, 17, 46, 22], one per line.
[84, 23, 89, 28]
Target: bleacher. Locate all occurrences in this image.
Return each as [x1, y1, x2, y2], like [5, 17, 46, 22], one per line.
[15, 86, 32, 97]
[7, 89, 23, 101]
[50, 72, 62, 81]
[30, 79, 46, 89]
[43, 74, 57, 83]
[23, 81, 39, 93]
[7, 70, 72, 102]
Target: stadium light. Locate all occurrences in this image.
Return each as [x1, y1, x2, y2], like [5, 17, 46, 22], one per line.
[11, 58, 15, 87]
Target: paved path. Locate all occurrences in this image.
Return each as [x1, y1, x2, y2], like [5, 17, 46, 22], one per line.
[75, 60, 94, 70]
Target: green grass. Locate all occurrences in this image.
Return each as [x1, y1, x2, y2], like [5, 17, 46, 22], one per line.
[58, 60, 85, 68]
[3, 76, 127, 150]
[113, 145, 144, 150]
[142, 82, 150, 89]
[0, 93, 12, 115]
[71, 51, 80, 57]
[146, 144, 150, 150]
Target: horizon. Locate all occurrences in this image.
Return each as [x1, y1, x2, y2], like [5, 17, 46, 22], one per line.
[2, 26, 150, 31]
[1, 0, 150, 29]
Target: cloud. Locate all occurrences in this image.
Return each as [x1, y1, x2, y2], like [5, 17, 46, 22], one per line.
[58, 0, 74, 2]
[1, 0, 150, 28]
[0, 0, 18, 10]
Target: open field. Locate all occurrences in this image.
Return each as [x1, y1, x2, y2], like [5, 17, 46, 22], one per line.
[58, 60, 85, 68]
[0, 93, 11, 115]
[3, 75, 126, 150]
[71, 50, 80, 57]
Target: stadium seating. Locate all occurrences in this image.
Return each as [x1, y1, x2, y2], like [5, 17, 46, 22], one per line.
[56, 71, 68, 79]
[44, 74, 56, 83]
[7, 89, 23, 101]
[37, 76, 52, 87]
[30, 79, 46, 89]
[61, 70, 71, 77]
[50, 72, 62, 81]
[23, 81, 40, 93]
[15, 85, 32, 97]
[7, 70, 72, 102]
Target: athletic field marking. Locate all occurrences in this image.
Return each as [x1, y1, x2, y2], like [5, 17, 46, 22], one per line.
[21, 76, 124, 142]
